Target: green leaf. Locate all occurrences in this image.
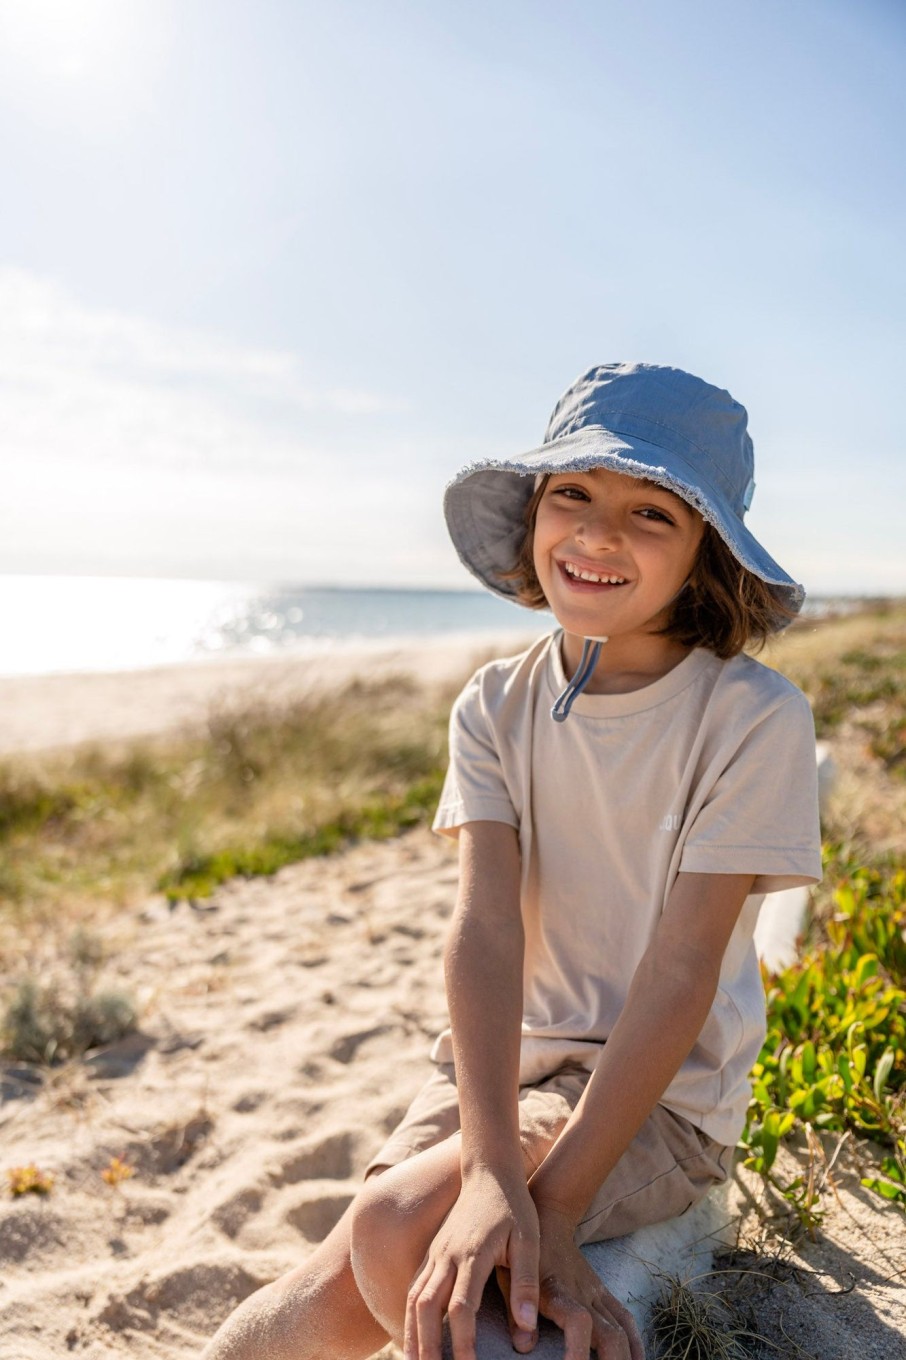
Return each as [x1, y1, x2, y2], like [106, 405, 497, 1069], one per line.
[861, 1175, 906, 1206]
[873, 1049, 896, 1102]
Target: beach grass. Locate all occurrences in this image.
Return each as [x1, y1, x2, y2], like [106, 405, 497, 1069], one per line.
[1, 602, 903, 1071]
[0, 602, 902, 939]
[0, 605, 902, 1354]
[0, 672, 454, 957]
[761, 598, 906, 861]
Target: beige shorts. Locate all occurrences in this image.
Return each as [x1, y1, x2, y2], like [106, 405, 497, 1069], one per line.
[366, 1063, 733, 1245]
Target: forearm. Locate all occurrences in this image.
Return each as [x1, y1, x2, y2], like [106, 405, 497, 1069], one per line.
[444, 822, 525, 1177]
[529, 940, 718, 1222]
[445, 901, 525, 1173]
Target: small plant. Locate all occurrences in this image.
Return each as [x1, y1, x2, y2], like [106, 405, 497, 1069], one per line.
[7, 1163, 54, 1197]
[741, 858, 906, 1215]
[159, 770, 446, 901]
[649, 1272, 753, 1359]
[101, 1155, 135, 1188]
[1, 976, 137, 1064]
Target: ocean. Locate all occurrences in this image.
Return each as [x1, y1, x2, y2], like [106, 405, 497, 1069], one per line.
[0, 575, 857, 679]
[0, 576, 551, 678]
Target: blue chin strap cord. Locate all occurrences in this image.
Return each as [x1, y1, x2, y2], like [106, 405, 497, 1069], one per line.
[551, 636, 608, 723]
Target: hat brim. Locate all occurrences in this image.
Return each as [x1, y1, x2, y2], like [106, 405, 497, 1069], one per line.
[444, 427, 805, 618]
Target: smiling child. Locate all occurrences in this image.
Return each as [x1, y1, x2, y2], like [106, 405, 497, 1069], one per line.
[205, 363, 822, 1360]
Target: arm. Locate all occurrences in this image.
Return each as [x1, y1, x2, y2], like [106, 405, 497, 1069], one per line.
[406, 822, 541, 1360]
[525, 872, 755, 1356]
[447, 819, 525, 1177]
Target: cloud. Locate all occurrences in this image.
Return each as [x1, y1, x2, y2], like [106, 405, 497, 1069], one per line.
[0, 270, 452, 580]
[0, 268, 408, 480]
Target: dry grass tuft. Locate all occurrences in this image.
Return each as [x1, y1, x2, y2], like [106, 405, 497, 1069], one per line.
[649, 1271, 753, 1359]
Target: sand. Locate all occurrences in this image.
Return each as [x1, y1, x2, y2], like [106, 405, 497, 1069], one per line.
[0, 643, 904, 1358]
[0, 633, 536, 757]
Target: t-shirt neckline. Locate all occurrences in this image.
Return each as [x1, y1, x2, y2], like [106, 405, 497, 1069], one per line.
[546, 631, 716, 717]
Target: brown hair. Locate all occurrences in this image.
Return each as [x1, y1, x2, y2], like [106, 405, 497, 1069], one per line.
[500, 474, 796, 657]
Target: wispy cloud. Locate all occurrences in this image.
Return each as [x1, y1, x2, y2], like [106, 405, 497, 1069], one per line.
[0, 268, 407, 478]
[0, 270, 453, 580]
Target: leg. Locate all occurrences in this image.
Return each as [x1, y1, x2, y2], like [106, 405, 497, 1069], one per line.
[203, 1139, 464, 1360]
[350, 1136, 464, 1340]
[203, 1204, 388, 1360]
[351, 1103, 583, 1345]
[203, 1069, 578, 1360]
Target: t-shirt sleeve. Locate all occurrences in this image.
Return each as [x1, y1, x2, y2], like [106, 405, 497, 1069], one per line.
[432, 671, 519, 838]
[680, 691, 823, 893]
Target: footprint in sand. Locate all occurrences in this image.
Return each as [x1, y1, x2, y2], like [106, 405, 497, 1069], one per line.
[232, 1089, 268, 1113]
[97, 1260, 266, 1335]
[284, 1186, 356, 1240]
[268, 1129, 356, 1185]
[0, 1201, 75, 1266]
[328, 1024, 395, 1064]
[121, 1112, 214, 1177]
[210, 1186, 265, 1239]
[245, 1004, 298, 1032]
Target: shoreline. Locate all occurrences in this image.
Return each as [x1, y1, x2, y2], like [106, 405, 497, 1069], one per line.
[0, 631, 541, 757]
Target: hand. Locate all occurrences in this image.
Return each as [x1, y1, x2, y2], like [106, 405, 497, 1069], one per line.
[404, 1166, 540, 1360]
[530, 1202, 645, 1360]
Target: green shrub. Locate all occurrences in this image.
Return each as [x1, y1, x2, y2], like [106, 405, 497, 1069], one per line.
[742, 859, 906, 1210]
[1, 976, 137, 1063]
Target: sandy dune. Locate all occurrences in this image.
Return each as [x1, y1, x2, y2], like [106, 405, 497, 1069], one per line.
[1, 643, 904, 1358]
[1, 829, 456, 1357]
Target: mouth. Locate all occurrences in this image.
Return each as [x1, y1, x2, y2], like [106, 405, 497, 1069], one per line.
[559, 559, 630, 588]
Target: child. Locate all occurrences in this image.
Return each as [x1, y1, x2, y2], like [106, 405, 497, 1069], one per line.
[205, 363, 822, 1360]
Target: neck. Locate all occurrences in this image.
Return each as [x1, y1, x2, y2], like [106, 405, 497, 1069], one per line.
[560, 629, 693, 695]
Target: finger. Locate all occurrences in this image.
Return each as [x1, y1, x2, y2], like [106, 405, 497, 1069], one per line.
[495, 1266, 536, 1354]
[506, 1224, 540, 1338]
[591, 1291, 644, 1360]
[540, 1290, 593, 1360]
[403, 1260, 433, 1359]
[405, 1261, 454, 1360]
[589, 1307, 632, 1360]
[446, 1259, 489, 1360]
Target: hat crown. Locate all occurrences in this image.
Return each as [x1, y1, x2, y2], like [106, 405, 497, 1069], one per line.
[544, 363, 755, 515]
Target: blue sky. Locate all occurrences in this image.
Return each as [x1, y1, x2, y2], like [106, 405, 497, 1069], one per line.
[0, 0, 903, 593]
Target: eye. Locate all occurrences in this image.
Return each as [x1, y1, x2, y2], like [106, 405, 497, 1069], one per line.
[637, 506, 675, 524]
[550, 484, 590, 502]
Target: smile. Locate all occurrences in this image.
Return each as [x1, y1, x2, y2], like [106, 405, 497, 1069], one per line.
[561, 560, 629, 586]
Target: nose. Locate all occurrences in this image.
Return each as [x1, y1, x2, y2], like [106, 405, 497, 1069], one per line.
[575, 502, 622, 548]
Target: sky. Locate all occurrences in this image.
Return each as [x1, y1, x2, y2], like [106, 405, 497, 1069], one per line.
[0, 0, 904, 594]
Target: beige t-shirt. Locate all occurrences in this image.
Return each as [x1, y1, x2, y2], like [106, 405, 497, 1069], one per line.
[431, 633, 822, 1144]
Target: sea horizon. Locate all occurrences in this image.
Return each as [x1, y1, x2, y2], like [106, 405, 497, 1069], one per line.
[0, 574, 546, 679]
[0, 573, 883, 681]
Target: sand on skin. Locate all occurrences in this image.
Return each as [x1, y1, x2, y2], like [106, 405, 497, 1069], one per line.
[0, 641, 904, 1359]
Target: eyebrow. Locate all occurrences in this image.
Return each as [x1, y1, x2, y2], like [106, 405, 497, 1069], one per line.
[549, 468, 697, 516]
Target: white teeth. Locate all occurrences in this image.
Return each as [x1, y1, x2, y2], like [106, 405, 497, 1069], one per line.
[564, 562, 626, 585]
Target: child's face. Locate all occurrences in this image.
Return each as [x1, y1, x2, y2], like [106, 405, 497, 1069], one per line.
[532, 467, 704, 647]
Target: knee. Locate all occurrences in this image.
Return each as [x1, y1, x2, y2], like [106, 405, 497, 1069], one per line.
[348, 1168, 426, 1328]
[349, 1169, 410, 1271]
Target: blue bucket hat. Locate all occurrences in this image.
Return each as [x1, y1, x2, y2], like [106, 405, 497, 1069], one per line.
[444, 362, 805, 619]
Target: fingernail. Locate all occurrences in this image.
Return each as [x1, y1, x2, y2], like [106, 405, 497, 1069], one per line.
[517, 1303, 537, 1327]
